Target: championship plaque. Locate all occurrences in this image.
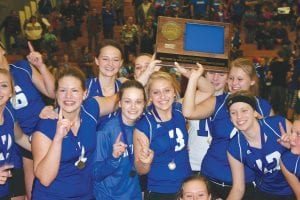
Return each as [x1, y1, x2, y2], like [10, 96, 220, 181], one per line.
[156, 16, 231, 71]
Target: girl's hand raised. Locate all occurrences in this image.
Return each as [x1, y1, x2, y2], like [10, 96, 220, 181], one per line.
[55, 109, 71, 140]
[278, 122, 291, 149]
[112, 132, 128, 158]
[137, 137, 154, 165]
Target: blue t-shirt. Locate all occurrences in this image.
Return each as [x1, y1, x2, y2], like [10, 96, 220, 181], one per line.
[281, 151, 300, 182]
[0, 105, 16, 198]
[9, 60, 45, 135]
[32, 98, 99, 200]
[201, 93, 272, 184]
[92, 111, 141, 200]
[135, 103, 191, 193]
[86, 77, 122, 129]
[228, 116, 293, 195]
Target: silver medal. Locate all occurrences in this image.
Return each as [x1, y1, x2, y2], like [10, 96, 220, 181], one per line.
[168, 161, 176, 170]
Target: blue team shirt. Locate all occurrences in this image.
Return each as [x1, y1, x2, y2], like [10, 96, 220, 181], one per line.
[135, 103, 192, 193]
[201, 93, 272, 184]
[228, 116, 293, 195]
[0, 105, 16, 198]
[9, 60, 45, 135]
[281, 151, 300, 182]
[92, 111, 142, 200]
[86, 78, 122, 129]
[32, 98, 99, 200]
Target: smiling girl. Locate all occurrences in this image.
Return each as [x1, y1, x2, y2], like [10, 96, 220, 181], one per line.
[0, 69, 31, 200]
[280, 120, 300, 199]
[134, 71, 192, 200]
[31, 67, 117, 199]
[183, 58, 273, 199]
[226, 91, 295, 200]
[92, 80, 146, 199]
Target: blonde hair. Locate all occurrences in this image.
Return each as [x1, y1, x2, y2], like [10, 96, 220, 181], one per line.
[230, 58, 259, 95]
[0, 68, 15, 104]
[146, 71, 181, 101]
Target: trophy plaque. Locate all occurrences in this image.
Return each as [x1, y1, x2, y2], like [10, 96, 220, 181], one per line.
[156, 16, 231, 72]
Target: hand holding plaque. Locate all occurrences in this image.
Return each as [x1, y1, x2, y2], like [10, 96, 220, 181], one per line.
[156, 16, 231, 72]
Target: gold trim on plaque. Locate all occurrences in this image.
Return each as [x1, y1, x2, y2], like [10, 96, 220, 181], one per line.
[161, 22, 182, 41]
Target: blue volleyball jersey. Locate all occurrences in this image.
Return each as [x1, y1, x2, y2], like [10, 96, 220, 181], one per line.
[86, 77, 122, 130]
[92, 111, 142, 200]
[0, 105, 15, 198]
[9, 60, 45, 135]
[201, 93, 272, 183]
[135, 103, 192, 193]
[86, 78, 122, 98]
[32, 98, 99, 200]
[228, 116, 293, 195]
[281, 151, 300, 182]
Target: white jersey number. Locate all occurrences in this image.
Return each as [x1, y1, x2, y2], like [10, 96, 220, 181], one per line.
[169, 128, 185, 151]
[255, 151, 281, 174]
[11, 85, 28, 110]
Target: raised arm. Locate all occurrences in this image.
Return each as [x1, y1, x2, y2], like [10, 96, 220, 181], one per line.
[182, 64, 216, 119]
[136, 54, 162, 86]
[92, 132, 127, 181]
[94, 94, 118, 117]
[227, 152, 246, 200]
[32, 109, 69, 186]
[133, 129, 154, 175]
[27, 42, 55, 98]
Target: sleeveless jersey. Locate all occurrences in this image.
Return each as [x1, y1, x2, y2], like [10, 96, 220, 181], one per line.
[201, 93, 272, 183]
[281, 151, 300, 183]
[135, 103, 192, 193]
[228, 116, 293, 195]
[0, 105, 15, 198]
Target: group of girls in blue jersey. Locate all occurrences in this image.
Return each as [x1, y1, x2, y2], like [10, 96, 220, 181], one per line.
[1, 37, 300, 200]
[0, 68, 31, 200]
[183, 57, 300, 200]
[0, 41, 55, 200]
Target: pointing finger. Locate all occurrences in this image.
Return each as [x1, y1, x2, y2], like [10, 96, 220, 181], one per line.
[115, 132, 123, 144]
[58, 108, 63, 120]
[28, 41, 35, 52]
[151, 52, 156, 61]
[279, 122, 286, 136]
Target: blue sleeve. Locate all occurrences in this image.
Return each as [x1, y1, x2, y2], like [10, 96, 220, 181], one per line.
[14, 60, 33, 78]
[83, 98, 100, 120]
[228, 133, 246, 163]
[34, 119, 57, 140]
[281, 151, 300, 178]
[256, 97, 272, 117]
[92, 128, 121, 181]
[135, 114, 151, 140]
